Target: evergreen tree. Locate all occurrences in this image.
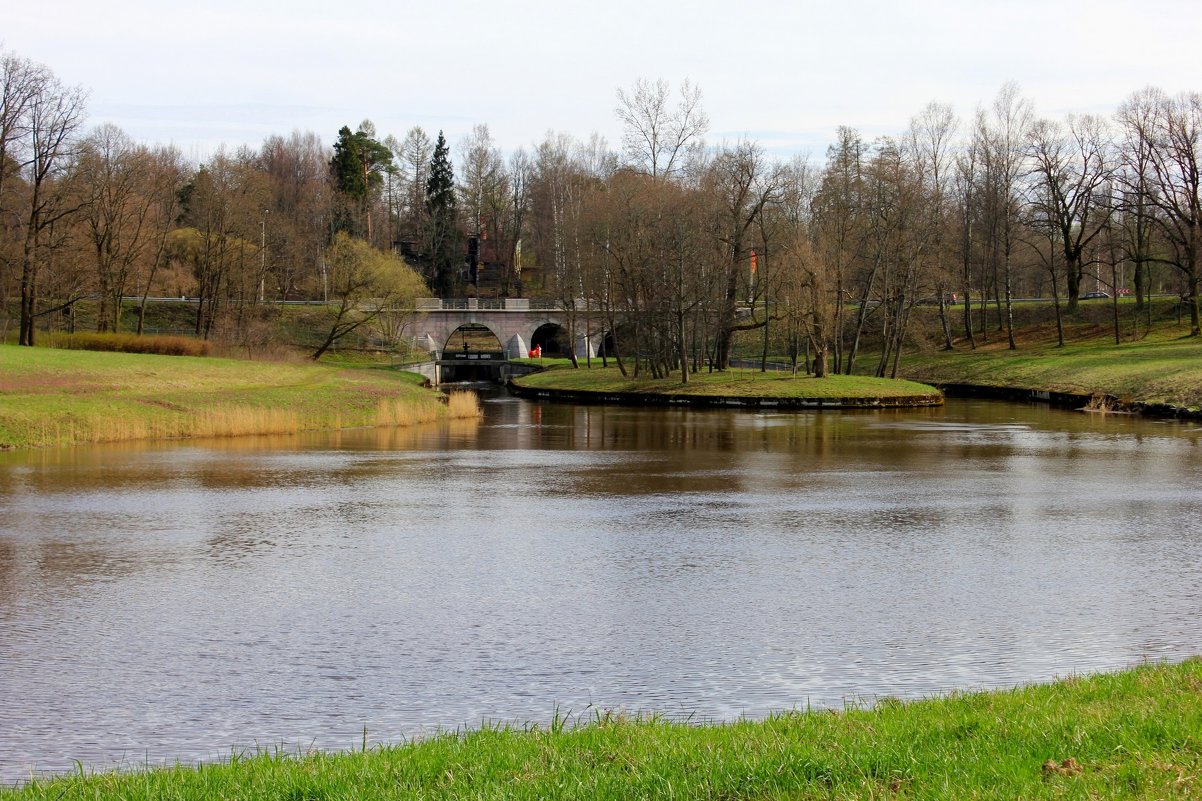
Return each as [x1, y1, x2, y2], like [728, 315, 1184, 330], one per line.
[330, 122, 393, 241]
[424, 130, 462, 296]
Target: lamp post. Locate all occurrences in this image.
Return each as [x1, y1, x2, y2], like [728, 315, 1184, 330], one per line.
[259, 209, 270, 303]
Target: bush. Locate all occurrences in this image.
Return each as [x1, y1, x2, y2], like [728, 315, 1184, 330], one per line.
[50, 332, 212, 357]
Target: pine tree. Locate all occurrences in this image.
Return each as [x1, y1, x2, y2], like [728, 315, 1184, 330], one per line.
[330, 123, 393, 241]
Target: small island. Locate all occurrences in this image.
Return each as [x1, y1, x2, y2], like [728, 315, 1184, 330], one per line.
[509, 362, 943, 409]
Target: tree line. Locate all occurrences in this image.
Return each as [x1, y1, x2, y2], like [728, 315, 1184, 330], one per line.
[3, 48, 1200, 376]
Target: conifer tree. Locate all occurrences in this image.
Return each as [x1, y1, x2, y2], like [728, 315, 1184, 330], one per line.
[424, 130, 462, 296]
[330, 122, 392, 241]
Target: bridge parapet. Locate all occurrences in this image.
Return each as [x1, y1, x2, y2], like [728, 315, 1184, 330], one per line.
[416, 297, 561, 311]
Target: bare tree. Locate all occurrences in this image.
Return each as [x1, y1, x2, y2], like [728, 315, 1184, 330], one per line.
[458, 124, 504, 229]
[1, 52, 48, 258]
[1118, 89, 1202, 336]
[769, 156, 820, 375]
[394, 125, 432, 246]
[704, 139, 782, 369]
[0, 52, 52, 338]
[174, 149, 270, 340]
[1113, 88, 1161, 318]
[907, 101, 959, 350]
[14, 67, 88, 345]
[1025, 114, 1115, 315]
[812, 127, 870, 372]
[952, 128, 981, 348]
[458, 124, 515, 294]
[978, 83, 1033, 350]
[505, 147, 532, 298]
[615, 78, 709, 179]
[133, 144, 187, 334]
[74, 124, 161, 332]
[258, 130, 332, 300]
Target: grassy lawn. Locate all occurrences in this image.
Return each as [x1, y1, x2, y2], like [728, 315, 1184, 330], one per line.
[512, 363, 940, 400]
[899, 325, 1202, 410]
[4, 659, 1200, 800]
[0, 345, 466, 450]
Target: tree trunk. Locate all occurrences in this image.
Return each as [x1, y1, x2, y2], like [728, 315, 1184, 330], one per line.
[678, 310, 689, 384]
[1004, 244, 1016, 350]
[1065, 256, 1081, 314]
[812, 340, 828, 378]
[18, 232, 38, 347]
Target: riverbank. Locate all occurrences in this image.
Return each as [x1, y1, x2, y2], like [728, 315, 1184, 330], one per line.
[510, 363, 942, 409]
[897, 326, 1202, 418]
[4, 659, 1199, 799]
[0, 345, 477, 450]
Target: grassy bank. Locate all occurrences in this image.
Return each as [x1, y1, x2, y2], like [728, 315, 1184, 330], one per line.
[4, 659, 1200, 799]
[898, 325, 1202, 411]
[512, 362, 940, 401]
[0, 345, 477, 450]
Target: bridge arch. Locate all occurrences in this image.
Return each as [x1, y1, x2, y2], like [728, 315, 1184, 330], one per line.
[529, 322, 568, 355]
[441, 322, 505, 355]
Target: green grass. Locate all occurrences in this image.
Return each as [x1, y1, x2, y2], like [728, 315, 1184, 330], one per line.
[899, 325, 1202, 410]
[512, 363, 940, 400]
[5, 659, 1200, 799]
[0, 344, 448, 450]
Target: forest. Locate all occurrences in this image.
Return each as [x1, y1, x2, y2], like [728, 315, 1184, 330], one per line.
[3, 48, 1200, 377]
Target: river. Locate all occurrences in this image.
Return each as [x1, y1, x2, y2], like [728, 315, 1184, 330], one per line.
[1, 393, 1200, 784]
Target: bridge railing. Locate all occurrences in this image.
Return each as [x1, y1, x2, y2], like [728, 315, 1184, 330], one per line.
[416, 298, 566, 311]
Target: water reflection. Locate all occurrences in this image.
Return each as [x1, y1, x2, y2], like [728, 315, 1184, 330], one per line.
[1, 397, 1201, 784]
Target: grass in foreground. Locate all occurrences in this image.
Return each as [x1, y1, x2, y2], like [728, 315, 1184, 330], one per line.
[0, 345, 478, 450]
[899, 324, 1202, 410]
[4, 659, 1200, 799]
[513, 363, 939, 399]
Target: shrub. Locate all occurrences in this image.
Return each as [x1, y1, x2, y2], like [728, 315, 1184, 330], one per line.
[50, 332, 212, 357]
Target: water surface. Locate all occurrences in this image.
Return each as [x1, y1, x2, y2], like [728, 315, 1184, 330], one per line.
[2, 396, 1200, 783]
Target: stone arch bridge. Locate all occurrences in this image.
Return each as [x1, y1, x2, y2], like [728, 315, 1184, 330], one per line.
[413, 298, 597, 360]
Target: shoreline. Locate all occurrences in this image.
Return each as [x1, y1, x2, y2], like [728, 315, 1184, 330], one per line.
[508, 364, 944, 410]
[893, 328, 1202, 421]
[508, 380, 944, 409]
[4, 658, 1199, 798]
[936, 382, 1202, 420]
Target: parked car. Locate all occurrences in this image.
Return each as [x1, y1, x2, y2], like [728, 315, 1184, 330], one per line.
[1081, 291, 1110, 299]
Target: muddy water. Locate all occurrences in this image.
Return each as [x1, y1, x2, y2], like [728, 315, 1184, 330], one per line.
[2, 395, 1201, 783]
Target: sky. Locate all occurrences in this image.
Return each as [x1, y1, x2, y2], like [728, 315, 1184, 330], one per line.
[5, 0, 1202, 164]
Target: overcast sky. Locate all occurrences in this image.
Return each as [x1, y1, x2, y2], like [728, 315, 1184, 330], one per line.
[5, 0, 1201, 163]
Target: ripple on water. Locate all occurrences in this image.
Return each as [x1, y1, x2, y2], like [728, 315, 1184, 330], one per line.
[1, 398, 1201, 784]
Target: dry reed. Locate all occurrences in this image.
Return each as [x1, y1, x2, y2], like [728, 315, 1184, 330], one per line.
[374, 397, 441, 428]
[190, 407, 302, 438]
[29, 406, 306, 445]
[446, 390, 483, 419]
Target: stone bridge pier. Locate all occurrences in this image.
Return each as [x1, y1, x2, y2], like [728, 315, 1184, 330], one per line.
[413, 298, 597, 360]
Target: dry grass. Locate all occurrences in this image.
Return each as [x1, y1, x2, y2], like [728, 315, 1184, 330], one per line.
[18, 406, 308, 445]
[49, 332, 213, 357]
[374, 391, 480, 428]
[446, 390, 483, 419]
[190, 407, 306, 438]
[374, 397, 442, 428]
